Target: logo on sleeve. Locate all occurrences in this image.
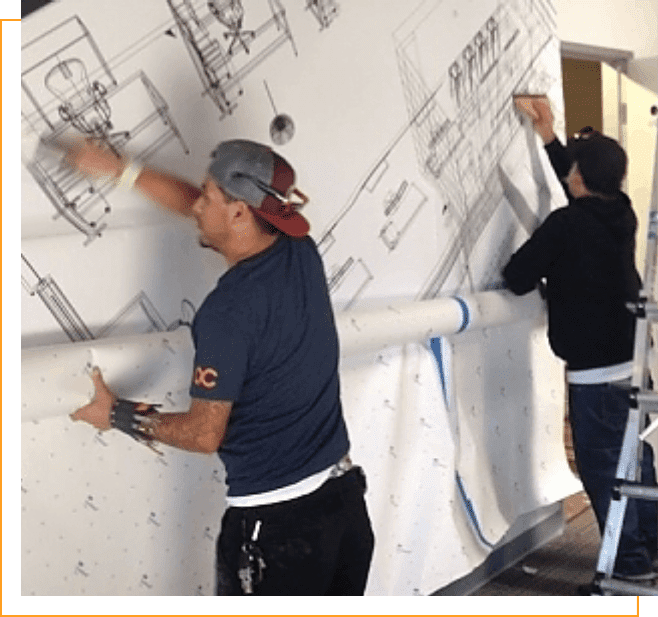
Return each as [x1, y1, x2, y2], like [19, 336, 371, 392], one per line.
[194, 366, 219, 390]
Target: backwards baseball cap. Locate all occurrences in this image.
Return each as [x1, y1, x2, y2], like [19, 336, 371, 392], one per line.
[567, 128, 627, 196]
[207, 139, 310, 237]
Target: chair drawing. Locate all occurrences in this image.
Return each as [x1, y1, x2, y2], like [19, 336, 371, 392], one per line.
[207, 0, 255, 55]
[45, 58, 129, 152]
[23, 16, 189, 244]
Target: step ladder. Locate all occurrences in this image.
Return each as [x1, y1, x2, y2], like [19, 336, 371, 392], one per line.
[591, 125, 658, 597]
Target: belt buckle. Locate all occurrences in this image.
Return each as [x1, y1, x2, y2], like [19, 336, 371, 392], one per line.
[330, 454, 353, 479]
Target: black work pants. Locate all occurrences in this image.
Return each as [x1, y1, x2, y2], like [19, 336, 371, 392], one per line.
[216, 467, 375, 595]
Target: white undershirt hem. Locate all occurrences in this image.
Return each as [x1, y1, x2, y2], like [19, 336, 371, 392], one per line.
[567, 361, 633, 385]
[226, 464, 336, 508]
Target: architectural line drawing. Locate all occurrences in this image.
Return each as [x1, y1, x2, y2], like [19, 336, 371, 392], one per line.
[305, 0, 339, 30]
[22, 139, 112, 243]
[21, 254, 193, 343]
[379, 181, 428, 251]
[166, 0, 297, 119]
[21, 16, 116, 133]
[404, 2, 556, 299]
[264, 80, 295, 145]
[448, 16, 500, 107]
[496, 164, 540, 236]
[531, 0, 558, 31]
[478, 222, 518, 290]
[21, 253, 94, 342]
[22, 16, 189, 244]
[22, 16, 188, 153]
[523, 119, 552, 221]
[317, 0, 560, 309]
[44, 58, 130, 154]
[326, 257, 374, 311]
[208, 1, 257, 56]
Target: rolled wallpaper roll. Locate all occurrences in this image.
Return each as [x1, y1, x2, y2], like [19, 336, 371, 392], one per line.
[21, 290, 543, 422]
[21, 329, 194, 423]
[335, 289, 543, 357]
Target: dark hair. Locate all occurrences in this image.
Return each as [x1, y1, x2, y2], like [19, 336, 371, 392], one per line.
[252, 213, 280, 236]
[567, 130, 627, 195]
[218, 184, 280, 236]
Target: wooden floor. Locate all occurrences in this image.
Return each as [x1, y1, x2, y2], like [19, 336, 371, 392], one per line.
[471, 492, 601, 595]
[463, 426, 658, 596]
[472, 427, 604, 596]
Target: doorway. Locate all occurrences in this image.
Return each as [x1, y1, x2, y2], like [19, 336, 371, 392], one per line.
[560, 41, 658, 270]
[561, 57, 603, 137]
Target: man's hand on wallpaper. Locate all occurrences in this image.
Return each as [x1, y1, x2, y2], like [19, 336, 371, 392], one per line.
[70, 367, 116, 431]
[57, 137, 124, 180]
[529, 97, 556, 144]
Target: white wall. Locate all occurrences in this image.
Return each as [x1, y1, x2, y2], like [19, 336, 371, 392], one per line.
[17, 0, 581, 600]
[555, 0, 658, 92]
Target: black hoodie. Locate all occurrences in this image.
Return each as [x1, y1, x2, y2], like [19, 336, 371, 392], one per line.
[503, 138, 642, 371]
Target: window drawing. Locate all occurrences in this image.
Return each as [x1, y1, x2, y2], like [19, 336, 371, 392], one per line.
[21, 16, 189, 244]
[166, 0, 297, 119]
[21, 254, 193, 344]
[305, 0, 339, 30]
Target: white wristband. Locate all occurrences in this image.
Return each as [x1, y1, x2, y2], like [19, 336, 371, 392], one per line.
[116, 159, 144, 190]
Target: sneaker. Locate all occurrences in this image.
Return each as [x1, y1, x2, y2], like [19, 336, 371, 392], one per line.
[576, 582, 601, 595]
[613, 570, 658, 583]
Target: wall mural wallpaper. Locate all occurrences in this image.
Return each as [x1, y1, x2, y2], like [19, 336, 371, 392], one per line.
[20, 0, 580, 596]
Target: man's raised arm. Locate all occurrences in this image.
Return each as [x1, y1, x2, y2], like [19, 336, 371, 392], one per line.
[63, 139, 202, 217]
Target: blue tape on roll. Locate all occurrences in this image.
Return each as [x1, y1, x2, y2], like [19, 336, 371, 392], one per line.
[453, 296, 470, 333]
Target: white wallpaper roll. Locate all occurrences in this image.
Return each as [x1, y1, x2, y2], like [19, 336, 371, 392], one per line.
[22, 329, 194, 423]
[335, 289, 543, 357]
[22, 290, 543, 422]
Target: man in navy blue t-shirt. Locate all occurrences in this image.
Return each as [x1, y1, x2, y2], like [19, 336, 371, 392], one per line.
[67, 138, 374, 595]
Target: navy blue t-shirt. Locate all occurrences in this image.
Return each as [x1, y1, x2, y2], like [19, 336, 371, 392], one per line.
[189, 235, 349, 497]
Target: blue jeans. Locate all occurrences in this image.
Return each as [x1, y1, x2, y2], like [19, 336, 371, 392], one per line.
[569, 382, 658, 575]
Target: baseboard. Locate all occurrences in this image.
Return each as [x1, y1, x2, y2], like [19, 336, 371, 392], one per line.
[432, 503, 565, 596]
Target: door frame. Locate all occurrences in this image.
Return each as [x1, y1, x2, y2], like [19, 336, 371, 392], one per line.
[560, 41, 634, 146]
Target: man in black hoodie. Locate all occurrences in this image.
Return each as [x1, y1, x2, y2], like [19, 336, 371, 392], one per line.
[503, 98, 658, 582]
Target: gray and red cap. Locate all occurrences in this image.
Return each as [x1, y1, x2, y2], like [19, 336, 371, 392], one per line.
[207, 139, 310, 237]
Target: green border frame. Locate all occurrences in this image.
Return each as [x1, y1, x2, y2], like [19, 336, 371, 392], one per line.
[0, 0, 658, 615]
